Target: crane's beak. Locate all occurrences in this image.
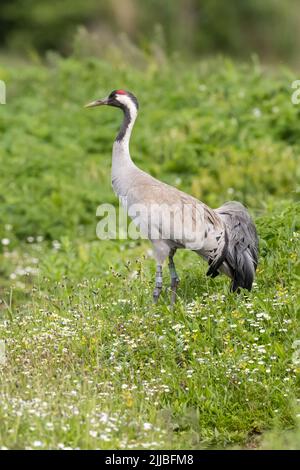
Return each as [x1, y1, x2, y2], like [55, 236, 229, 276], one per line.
[84, 97, 109, 108]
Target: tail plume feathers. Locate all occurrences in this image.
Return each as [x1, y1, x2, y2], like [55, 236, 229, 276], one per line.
[215, 201, 259, 292]
[230, 249, 256, 292]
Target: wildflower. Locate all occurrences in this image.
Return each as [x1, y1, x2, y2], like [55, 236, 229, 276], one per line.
[52, 240, 61, 250]
[252, 108, 261, 118]
[172, 323, 184, 331]
[143, 423, 152, 431]
[33, 441, 43, 447]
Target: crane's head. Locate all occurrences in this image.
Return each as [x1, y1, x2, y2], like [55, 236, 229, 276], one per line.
[85, 89, 139, 112]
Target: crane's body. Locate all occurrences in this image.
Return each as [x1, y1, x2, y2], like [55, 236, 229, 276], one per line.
[86, 90, 258, 304]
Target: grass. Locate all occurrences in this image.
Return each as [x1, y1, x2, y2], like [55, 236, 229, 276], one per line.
[0, 52, 299, 449]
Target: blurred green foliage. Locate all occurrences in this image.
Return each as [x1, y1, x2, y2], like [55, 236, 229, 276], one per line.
[0, 0, 300, 63]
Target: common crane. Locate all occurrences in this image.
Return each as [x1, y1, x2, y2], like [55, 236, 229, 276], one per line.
[86, 90, 258, 305]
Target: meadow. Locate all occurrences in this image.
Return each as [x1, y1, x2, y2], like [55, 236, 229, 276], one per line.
[0, 52, 299, 449]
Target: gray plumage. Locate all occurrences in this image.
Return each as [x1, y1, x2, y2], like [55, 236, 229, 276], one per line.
[86, 90, 259, 304]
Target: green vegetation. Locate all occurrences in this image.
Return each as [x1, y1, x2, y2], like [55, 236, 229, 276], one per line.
[0, 53, 299, 449]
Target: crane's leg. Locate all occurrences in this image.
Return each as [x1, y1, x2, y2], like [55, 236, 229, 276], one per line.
[169, 248, 180, 306]
[151, 240, 170, 304]
[153, 264, 163, 303]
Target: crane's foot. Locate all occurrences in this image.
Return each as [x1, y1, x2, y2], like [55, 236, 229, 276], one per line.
[170, 277, 179, 307]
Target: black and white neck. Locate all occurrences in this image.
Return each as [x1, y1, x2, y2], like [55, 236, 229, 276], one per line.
[110, 91, 139, 196]
[113, 91, 139, 150]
